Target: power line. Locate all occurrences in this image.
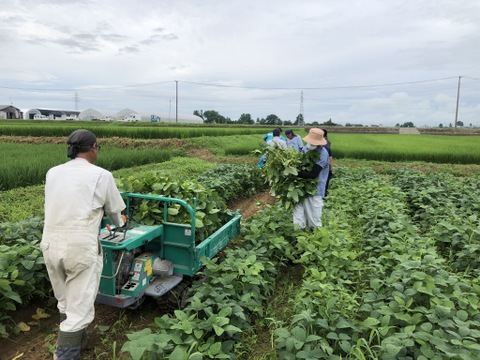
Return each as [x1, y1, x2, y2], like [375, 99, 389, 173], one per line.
[181, 77, 459, 90]
[0, 80, 174, 92]
[463, 76, 480, 81]
[0, 76, 466, 92]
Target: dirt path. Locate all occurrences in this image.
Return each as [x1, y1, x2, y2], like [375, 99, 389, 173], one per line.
[1, 191, 276, 360]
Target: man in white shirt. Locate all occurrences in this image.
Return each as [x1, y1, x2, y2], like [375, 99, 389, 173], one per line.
[266, 128, 287, 149]
[41, 129, 126, 360]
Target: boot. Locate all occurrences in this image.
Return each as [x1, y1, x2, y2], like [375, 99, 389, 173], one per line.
[81, 329, 90, 351]
[54, 329, 85, 360]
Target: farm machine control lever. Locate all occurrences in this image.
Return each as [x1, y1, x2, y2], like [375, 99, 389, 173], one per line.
[103, 223, 128, 242]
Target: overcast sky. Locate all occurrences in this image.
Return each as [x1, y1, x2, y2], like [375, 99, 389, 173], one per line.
[1, 0, 479, 127]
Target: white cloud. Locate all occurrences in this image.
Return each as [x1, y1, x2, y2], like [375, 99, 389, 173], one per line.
[1, 0, 479, 126]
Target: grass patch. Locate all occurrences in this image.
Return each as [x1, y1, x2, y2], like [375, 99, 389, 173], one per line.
[112, 156, 215, 180]
[242, 264, 305, 360]
[188, 135, 266, 156]
[0, 184, 45, 223]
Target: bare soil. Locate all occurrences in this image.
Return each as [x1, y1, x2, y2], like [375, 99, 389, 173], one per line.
[1, 191, 276, 360]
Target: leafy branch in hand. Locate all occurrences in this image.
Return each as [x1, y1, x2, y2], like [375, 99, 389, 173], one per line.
[262, 147, 320, 209]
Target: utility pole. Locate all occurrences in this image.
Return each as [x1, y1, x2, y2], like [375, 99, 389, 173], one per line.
[175, 80, 178, 123]
[169, 99, 171, 122]
[454, 76, 461, 129]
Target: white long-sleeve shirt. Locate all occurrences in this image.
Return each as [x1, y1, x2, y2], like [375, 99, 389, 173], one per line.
[286, 135, 304, 152]
[267, 136, 288, 150]
[43, 158, 125, 234]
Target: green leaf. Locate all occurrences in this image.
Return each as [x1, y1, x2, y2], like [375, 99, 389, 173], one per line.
[0, 279, 11, 288]
[189, 353, 204, 360]
[456, 310, 468, 322]
[5, 291, 22, 303]
[339, 340, 351, 353]
[168, 208, 179, 216]
[420, 345, 435, 358]
[181, 319, 193, 334]
[213, 324, 224, 336]
[174, 310, 188, 321]
[170, 346, 186, 360]
[195, 218, 204, 228]
[384, 343, 403, 357]
[360, 317, 380, 329]
[121, 345, 147, 360]
[404, 325, 416, 334]
[420, 323, 433, 332]
[10, 269, 19, 280]
[223, 324, 242, 334]
[326, 332, 338, 340]
[292, 326, 307, 342]
[209, 342, 222, 355]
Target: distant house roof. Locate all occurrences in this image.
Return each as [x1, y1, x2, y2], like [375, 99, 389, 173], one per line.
[0, 105, 23, 119]
[38, 109, 79, 116]
[0, 105, 21, 112]
[26, 108, 80, 118]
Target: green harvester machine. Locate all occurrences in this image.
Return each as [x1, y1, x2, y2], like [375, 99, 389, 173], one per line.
[96, 192, 241, 309]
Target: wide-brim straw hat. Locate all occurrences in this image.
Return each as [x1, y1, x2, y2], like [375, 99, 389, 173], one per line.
[303, 128, 327, 146]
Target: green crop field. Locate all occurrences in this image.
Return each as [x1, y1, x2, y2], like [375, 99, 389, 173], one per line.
[0, 142, 178, 190]
[0, 120, 269, 138]
[2, 129, 480, 191]
[2, 123, 480, 359]
[328, 133, 480, 164]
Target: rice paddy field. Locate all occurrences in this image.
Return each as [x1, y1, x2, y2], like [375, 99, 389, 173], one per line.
[328, 133, 480, 164]
[1, 123, 479, 192]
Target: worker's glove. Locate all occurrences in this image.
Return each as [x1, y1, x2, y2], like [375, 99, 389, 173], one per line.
[297, 171, 308, 178]
[121, 214, 127, 226]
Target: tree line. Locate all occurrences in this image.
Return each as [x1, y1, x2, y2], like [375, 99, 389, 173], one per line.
[195, 110, 480, 129]
[193, 110, 310, 126]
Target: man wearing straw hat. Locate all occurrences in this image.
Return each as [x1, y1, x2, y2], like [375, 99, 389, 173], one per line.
[295, 128, 330, 229]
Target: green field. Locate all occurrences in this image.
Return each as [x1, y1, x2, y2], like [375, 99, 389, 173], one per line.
[2, 131, 479, 191]
[0, 120, 270, 138]
[2, 123, 480, 359]
[328, 133, 480, 164]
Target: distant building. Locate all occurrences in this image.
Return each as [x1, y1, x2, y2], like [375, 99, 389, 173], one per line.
[79, 108, 105, 121]
[0, 105, 23, 119]
[115, 108, 141, 121]
[26, 108, 80, 120]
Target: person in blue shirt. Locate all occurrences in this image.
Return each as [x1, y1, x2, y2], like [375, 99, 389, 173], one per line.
[294, 128, 330, 229]
[258, 128, 286, 167]
[285, 129, 303, 152]
[263, 127, 286, 143]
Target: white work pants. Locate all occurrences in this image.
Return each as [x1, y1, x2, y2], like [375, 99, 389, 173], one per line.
[293, 195, 324, 229]
[41, 233, 103, 332]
